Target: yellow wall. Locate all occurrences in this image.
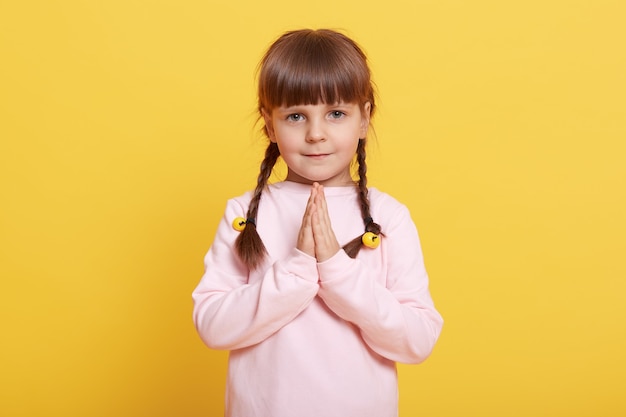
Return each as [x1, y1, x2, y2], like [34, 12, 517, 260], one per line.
[1, 1, 624, 416]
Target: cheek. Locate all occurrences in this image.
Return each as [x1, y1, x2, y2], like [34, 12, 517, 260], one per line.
[340, 125, 362, 149]
[272, 135, 296, 156]
[274, 126, 301, 148]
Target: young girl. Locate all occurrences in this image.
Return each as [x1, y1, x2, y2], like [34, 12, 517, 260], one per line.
[192, 29, 443, 417]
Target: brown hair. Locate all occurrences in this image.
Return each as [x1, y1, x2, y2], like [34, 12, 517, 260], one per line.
[236, 29, 382, 269]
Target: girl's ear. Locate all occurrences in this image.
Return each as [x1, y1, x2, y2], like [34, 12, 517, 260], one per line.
[360, 102, 371, 138]
[262, 108, 276, 142]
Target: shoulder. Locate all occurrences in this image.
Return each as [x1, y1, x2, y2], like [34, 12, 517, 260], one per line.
[368, 188, 415, 232]
[223, 189, 254, 217]
[224, 183, 289, 214]
[369, 188, 409, 216]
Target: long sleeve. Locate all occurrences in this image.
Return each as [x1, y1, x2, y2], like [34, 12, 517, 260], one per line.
[192, 182, 442, 417]
[317, 198, 443, 364]
[192, 197, 320, 351]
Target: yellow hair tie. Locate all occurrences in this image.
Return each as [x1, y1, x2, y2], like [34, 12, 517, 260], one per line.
[232, 217, 247, 232]
[361, 232, 380, 249]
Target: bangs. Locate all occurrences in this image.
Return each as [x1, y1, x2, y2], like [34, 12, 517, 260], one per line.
[258, 30, 372, 109]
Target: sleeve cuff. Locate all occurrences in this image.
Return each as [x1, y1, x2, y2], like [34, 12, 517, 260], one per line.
[278, 247, 319, 283]
[317, 249, 354, 284]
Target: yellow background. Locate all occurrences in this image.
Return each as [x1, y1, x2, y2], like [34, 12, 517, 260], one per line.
[1, 1, 625, 416]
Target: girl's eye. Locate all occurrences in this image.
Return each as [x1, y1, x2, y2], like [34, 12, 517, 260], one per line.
[330, 111, 345, 119]
[287, 113, 303, 122]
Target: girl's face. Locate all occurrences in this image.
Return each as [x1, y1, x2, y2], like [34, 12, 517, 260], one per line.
[264, 102, 370, 187]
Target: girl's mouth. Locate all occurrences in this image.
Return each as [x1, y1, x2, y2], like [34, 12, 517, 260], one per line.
[305, 154, 329, 159]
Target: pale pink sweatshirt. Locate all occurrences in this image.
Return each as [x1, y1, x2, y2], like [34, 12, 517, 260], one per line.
[192, 181, 443, 417]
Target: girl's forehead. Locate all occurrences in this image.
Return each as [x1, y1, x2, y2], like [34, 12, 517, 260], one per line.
[268, 101, 364, 114]
[275, 101, 359, 109]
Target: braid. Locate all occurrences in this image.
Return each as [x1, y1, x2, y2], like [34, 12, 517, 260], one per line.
[343, 139, 382, 258]
[235, 142, 280, 269]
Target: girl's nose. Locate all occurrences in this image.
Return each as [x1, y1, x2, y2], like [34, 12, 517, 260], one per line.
[306, 120, 326, 143]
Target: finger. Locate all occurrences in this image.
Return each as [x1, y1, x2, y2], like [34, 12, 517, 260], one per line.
[314, 185, 332, 231]
[311, 185, 340, 261]
[317, 184, 327, 210]
[305, 185, 317, 215]
[296, 185, 318, 257]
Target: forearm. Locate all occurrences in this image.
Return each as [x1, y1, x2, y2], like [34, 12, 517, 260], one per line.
[193, 248, 319, 350]
[317, 250, 443, 363]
